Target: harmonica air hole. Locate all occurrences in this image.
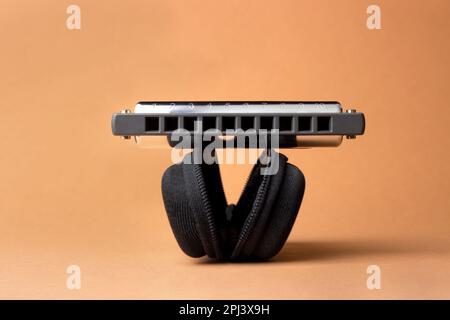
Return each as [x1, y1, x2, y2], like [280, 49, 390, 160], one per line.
[279, 116, 293, 132]
[240, 116, 254, 131]
[183, 116, 197, 132]
[317, 116, 331, 132]
[298, 117, 312, 132]
[222, 116, 236, 131]
[260, 116, 274, 131]
[164, 116, 178, 132]
[145, 117, 160, 132]
[202, 117, 217, 131]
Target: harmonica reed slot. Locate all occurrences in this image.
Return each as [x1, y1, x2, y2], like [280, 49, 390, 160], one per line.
[183, 116, 197, 131]
[317, 116, 331, 132]
[298, 116, 312, 132]
[260, 116, 274, 130]
[164, 117, 178, 132]
[202, 117, 217, 130]
[240, 116, 254, 131]
[222, 116, 236, 131]
[145, 117, 160, 132]
[279, 116, 293, 132]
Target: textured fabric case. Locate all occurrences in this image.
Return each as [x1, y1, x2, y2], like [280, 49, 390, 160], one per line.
[162, 152, 305, 261]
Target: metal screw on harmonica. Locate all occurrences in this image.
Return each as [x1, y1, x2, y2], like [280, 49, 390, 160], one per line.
[345, 109, 357, 139]
[120, 109, 132, 140]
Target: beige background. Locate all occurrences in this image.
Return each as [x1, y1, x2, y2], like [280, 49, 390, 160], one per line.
[0, 0, 449, 299]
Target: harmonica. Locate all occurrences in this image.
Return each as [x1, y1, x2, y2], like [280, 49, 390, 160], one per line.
[111, 101, 365, 148]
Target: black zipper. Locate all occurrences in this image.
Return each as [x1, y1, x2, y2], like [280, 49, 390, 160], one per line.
[193, 164, 223, 259]
[231, 168, 271, 259]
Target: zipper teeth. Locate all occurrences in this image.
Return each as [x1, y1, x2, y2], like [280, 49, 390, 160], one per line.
[238, 160, 261, 207]
[193, 165, 217, 241]
[236, 173, 270, 246]
[241, 167, 256, 194]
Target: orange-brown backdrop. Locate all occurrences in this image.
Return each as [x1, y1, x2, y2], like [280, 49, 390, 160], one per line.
[0, 0, 449, 299]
